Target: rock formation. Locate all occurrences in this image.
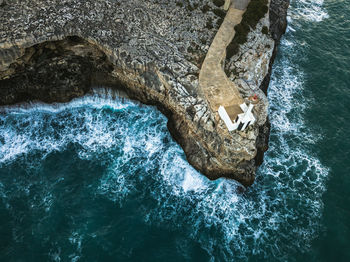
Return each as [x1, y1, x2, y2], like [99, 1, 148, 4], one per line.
[0, 0, 289, 186]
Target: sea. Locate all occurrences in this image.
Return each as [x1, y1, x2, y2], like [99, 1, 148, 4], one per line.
[0, 0, 349, 261]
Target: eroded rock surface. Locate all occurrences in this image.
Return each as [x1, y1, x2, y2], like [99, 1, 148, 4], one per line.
[0, 0, 289, 186]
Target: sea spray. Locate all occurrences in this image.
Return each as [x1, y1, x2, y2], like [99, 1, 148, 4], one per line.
[0, 0, 331, 261]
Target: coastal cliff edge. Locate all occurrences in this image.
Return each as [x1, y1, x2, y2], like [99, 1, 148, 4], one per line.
[0, 0, 289, 186]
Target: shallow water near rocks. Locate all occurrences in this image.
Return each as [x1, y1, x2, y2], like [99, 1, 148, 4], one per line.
[0, 0, 349, 261]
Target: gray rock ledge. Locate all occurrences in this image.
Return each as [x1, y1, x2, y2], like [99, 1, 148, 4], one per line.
[0, 0, 289, 186]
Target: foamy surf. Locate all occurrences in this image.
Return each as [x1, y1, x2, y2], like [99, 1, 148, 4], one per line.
[0, 82, 328, 261]
[0, 0, 330, 261]
[290, 0, 329, 23]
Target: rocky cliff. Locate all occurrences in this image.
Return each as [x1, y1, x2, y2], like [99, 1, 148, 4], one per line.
[0, 0, 289, 186]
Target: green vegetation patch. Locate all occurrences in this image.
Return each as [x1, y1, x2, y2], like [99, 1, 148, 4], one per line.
[226, 0, 269, 60]
[201, 4, 210, 13]
[261, 26, 269, 35]
[212, 0, 225, 7]
[213, 8, 226, 19]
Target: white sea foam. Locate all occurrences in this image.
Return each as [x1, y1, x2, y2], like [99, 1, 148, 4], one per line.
[141, 0, 329, 259]
[68, 232, 83, 262]
[0, 66, 328, 260]
[0, 0, 330, 260]
[0, 79, 328, 260]
[0, 94, 146, 164]
[290, 0, 329, 23]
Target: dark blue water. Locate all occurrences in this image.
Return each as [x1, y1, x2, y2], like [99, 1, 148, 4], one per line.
[0, 0, 349, 261]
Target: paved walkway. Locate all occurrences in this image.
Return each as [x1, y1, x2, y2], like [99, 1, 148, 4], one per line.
[199, 1, 250, 117]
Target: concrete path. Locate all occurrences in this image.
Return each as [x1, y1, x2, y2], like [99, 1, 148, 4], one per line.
[199, 1, 250, 117]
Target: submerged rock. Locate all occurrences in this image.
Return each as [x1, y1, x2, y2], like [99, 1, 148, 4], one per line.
[0, 0, 289, 186]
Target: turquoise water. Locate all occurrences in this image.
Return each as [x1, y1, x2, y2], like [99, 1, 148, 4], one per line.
[0, 0, 349, 261]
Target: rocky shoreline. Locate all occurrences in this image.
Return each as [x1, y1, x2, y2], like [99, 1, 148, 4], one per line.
[0, 0, 289, 186]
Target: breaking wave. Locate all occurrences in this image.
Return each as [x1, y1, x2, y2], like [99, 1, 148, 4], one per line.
[290, 0, 329, 23]
[0, 70, 329, 261]
[0, 0, 330, 261]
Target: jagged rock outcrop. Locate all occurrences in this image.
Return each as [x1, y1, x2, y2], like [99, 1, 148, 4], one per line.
[0, 0, 289, 186]
[270, 0, 290, 41]
[224, 0, 289, 168]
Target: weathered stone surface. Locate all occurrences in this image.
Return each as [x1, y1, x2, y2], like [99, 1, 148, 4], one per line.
[270, 0, 290, 41]
[0, 0, 289, 186]
[225, 0, 290, 170]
